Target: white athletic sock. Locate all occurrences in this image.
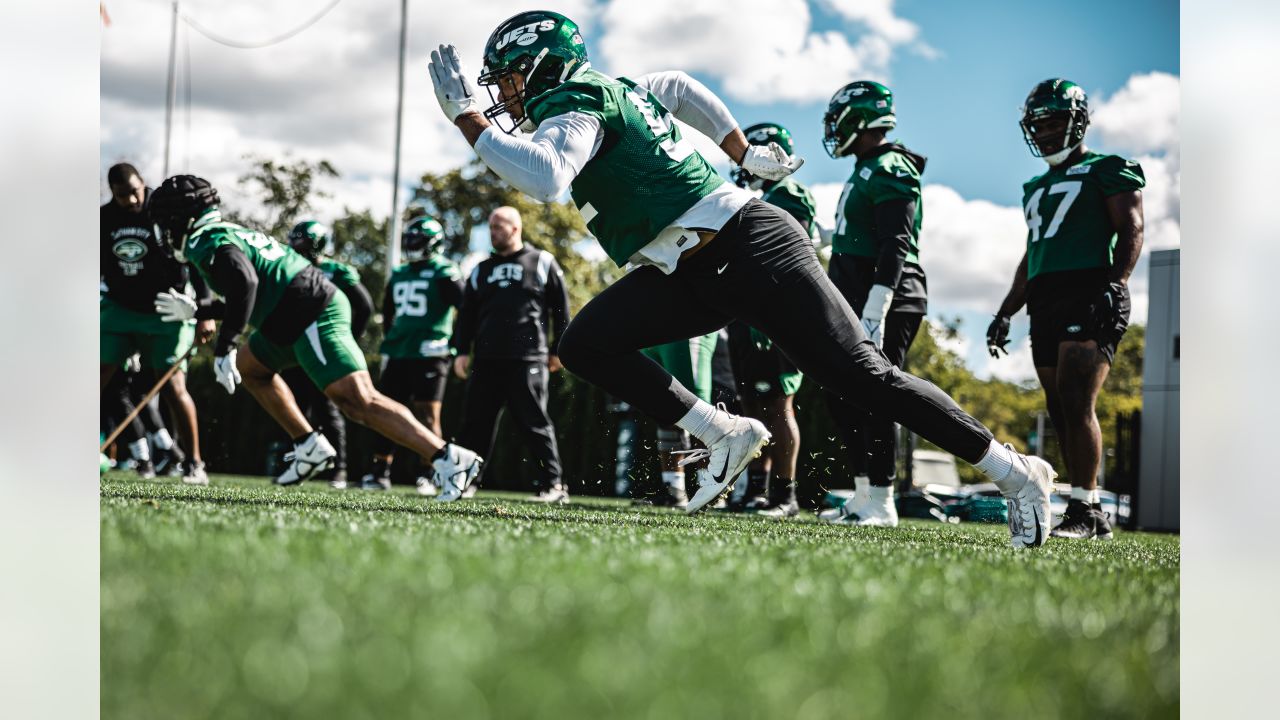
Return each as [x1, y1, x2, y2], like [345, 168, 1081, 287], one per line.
[675, 400, 734, 446]
[1072, 486, 1100, 504]
[853, 475, 870, 498]
[662, 471, 685, 492]
[974, 439, 1016, 489]
[149, 429, 174, 451]
[129, 437, 151, 462]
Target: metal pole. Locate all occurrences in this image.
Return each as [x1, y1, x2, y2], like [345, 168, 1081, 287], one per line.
[386, 0, 408, 275]
[163, 0, 180, 178]
[1035, 411, 1046, 457]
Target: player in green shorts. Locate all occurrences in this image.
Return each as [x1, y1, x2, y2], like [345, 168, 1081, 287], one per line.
[726, 122, 812, 518]
[284, 220, 377, 489]
[147, 175, 482, 497]
[640, 332, 719, 507]
[988, 79, 1146, 540]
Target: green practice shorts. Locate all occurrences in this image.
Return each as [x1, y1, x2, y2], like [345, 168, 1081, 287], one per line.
[248, 292, 367, 390]
[100, 297, 195, 371]
[641, 332, 719, 404]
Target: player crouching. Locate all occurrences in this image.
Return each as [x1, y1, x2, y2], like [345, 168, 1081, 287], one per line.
[147, 175, 482, 498]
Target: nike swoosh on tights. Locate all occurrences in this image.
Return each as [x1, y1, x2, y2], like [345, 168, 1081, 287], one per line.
[717, 263, 730, 274]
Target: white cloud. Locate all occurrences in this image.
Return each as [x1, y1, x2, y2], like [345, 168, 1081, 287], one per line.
[918, 184, 1028, 313]
[596, 0, 919, 103]
[1091, 72, 1180, 158]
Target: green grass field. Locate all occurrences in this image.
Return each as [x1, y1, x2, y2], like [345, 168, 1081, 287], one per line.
[101, 472, 1178, 719]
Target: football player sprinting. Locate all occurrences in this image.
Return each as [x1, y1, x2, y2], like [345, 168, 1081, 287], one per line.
[283, 220, 377, 489]
[364, 216, 466, 497]
[147, 176, 482, 497]
[988, 79, 1145, 540]
[430, 10, 1056, 548]
[725, 123, 815, 518]
[815, 82, 929, 528]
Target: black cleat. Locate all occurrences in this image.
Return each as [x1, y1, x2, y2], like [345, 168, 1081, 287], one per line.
[154, 445, 185, 476]
[135, 459, 157, 479]
[1052, 499, 1114, 540]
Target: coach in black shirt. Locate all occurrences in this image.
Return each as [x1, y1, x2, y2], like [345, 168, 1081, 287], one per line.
[452, 206, 571, 502]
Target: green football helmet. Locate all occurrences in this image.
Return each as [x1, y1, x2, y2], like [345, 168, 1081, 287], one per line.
[822, 81, 895, 158]
[478, 10, 589, 133]
[734, 122, 795, 189]
[1020, 79, 1090, 165]
[401, 215, 444, 262]
[287, 220, 332, 261]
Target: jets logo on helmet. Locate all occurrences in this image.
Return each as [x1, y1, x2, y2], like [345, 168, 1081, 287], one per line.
[823, 80, 895, 158]
[1020, 78, 1090, 166]
[149, 174, 220, 262]
[288, 220, 332, 261]
[402, 215, 444, 263]
[734, 122, 795, 190]
[478, 11, 588, 134]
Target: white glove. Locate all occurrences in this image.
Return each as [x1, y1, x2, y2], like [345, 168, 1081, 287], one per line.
[123, 353, 142, 373]
[860, 284, 895, 349]
[428, 44, 478, 123]
[740, 141, 804, 181]
[154, 290, 197, 322]
[214, 350, 241, 394]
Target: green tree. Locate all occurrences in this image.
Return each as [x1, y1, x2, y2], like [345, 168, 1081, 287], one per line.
[226, 154, 339, 240]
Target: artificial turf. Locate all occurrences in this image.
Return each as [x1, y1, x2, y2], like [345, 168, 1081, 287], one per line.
[101, 472, 1179, 719]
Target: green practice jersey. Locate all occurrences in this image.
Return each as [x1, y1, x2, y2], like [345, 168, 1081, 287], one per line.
[1022, 151, 1145, 280]
[831, 145, 923, 261]
[379, 256, 461, 359]
[524, 68, 725, 267]
[183, 214, 312, 328]
[317, 259, 360, 292]
[762, 177, 818, 237]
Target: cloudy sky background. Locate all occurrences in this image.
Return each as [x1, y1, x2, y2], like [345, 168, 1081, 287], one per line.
[101, 0, 1179, 382]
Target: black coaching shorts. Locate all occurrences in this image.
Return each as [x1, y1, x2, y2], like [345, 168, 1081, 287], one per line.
[1028, 271, 1129, 368]
[379, 356, 451, 403]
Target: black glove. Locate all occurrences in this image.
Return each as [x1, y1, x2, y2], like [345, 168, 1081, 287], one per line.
[986, 314, 1011, 358]
[1091, 281, 1131, 335]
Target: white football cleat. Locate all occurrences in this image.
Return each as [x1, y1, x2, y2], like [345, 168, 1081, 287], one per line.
[528, 484, 571, 504]
[180, 460, 209, 487]
[415, 475, 438, 497]
[819, 495, 864, 524]
[853, 488, 898, 527]
[431, 444, 483, 502]
[681, 416, 771, 514]
[275, 433, 337, 486]
[1000, 447, 1057, 549]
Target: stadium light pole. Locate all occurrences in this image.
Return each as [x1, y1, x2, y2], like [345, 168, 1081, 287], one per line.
[162, 0, 180, 178]
[386, 0, 408, 276]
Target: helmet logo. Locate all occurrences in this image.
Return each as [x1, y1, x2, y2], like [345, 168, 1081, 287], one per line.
[1065, 85, 1085, 101]
[747, 127, 777, 143]
[495, 19, 556, 50]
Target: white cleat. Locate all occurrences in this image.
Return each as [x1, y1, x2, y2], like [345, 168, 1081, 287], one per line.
[528, 484, 571, 504]
[415, 475, 438, 497]
[852, 490, 898, 527]
[181, 460, 209, 487]
[680, 416, 771, 514]
[275, 433, 337, 486]
[431, 444, 483, 502]
[819, 495, 864, 524]
[1000, 447, 1057, 549]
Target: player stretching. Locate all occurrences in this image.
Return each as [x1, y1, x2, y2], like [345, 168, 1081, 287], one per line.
[430, 10, 1055, 547]
[148, 176, 482, 496]
[989, 79, 1144, 540]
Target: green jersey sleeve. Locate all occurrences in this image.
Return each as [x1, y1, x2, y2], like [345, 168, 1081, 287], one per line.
[865, 152, 921, 204]
[319, 259, 361, 291]
[526, 80, 612, 126]
[1094, 155, 1146, 196]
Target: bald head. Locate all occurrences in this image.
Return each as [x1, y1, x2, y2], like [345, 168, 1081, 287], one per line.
[489, 206, 523, 255]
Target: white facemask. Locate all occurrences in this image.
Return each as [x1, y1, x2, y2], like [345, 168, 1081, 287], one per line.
[1043, 143, 1079, 167]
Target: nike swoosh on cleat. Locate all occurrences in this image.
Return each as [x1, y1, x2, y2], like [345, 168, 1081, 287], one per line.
[717, 262, 729, 274]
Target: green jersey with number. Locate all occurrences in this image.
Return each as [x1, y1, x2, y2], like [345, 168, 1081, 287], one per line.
[524, 68, 725, 267]
[183, 213, 312, 328]
[1022, 151, 1145, 280]
[317, 258, 360, 292]
[831, 145, 923, 261]
[379, 256, 461, 359]
[762, 177, 818, 237]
